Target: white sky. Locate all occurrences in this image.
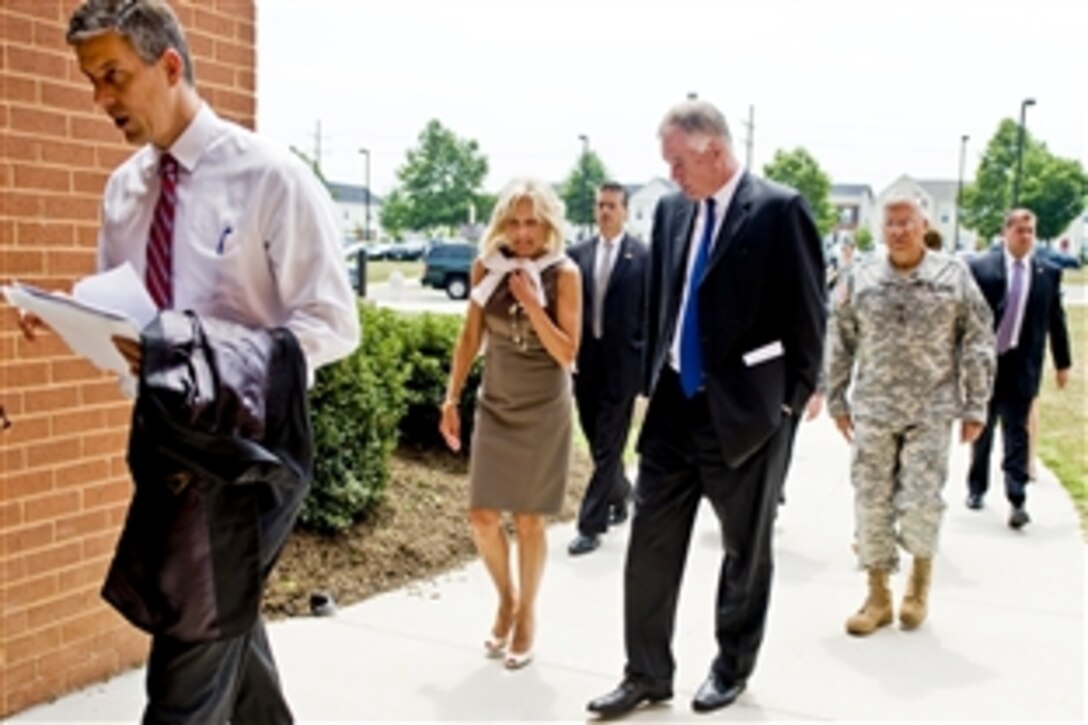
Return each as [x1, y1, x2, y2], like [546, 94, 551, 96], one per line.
[255, 0, 1088, 197]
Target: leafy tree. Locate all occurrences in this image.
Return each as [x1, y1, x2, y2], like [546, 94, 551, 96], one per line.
[763, 148, 837, 237]
[380, 120, 489, 236]
[379, 188, 412, 239]
[1020, 153, 1088, 240]
[474, 192, 497, 227]
[854, 227, 874, 252]
[960, 119, 1024, 241]
[561, 150, 608, 238]
[961, 118, 1088, 241]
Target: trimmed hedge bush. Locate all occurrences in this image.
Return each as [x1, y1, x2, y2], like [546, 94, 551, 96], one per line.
[397, 312, 484, 452]
[301, 307, 483, 534]
[301, 303, 410, 533]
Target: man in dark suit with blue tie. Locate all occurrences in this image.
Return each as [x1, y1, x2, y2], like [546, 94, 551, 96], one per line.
[966, 208, 1071, 529]
[588, 100, 825, 717]
[567, 182, 649, 556]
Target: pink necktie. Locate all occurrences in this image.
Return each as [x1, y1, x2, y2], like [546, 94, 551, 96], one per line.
[995, 259, 1025, 354]
[146, 154, 178, 309]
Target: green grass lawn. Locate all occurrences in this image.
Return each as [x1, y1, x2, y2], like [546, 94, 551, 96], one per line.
[1062, 267, 1086, 286]
[1036, 304, 1087, 533]
[570, 397, 646, 466]
[365, 260, 423, 284]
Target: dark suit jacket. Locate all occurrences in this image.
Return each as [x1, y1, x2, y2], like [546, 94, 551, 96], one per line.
[568, 233, 649, 400]
[968, 247, 1072, 400]
[103, 311, 312, 642]
[644, 172, 826, 467]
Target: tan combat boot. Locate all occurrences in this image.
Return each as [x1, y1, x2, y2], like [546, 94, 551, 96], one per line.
[845, 568, 893, 636]
[899, 557, 932, 630]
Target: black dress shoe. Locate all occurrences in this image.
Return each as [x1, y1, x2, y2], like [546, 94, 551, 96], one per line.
[587, 678, 672, 717]
[568, 533, 600, 556]
[1009, 506, 1031, 529]
[691, 672, 746, 713]
[608, 503, 629, 526]
[966, 493, 984, 510]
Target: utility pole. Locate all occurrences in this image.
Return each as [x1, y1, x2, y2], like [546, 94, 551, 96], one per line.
[954, 134, 968, 251]
[359, 148, 371, 242]
[744, 103, 752, 167]
[1012, 98, 1035, 207]
[578, 134, 590, 240]
[310, 120, 331, 172]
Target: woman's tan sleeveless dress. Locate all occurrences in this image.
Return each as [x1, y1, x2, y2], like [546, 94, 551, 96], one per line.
[469, 265, 571, 514]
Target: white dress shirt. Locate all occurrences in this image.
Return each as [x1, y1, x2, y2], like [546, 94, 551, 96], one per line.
[668, 167, 745, 370]
[594, 231, 624, 291]
[1002, 246, 1033, 351]
[97, 104, 360, 374]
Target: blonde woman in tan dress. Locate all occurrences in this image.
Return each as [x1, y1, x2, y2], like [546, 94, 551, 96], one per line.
[440, 178, 581, 670]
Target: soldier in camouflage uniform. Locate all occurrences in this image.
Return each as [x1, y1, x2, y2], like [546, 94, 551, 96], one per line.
[825, 195, 995, 636]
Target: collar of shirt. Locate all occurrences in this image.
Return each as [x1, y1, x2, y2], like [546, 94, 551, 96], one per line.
[599, 231, 624, 248]
[150, 103, 223, 177]
[880, 247, 936, 281]
[1002, 245, 1033, 276]
[702, 165, 745, 240]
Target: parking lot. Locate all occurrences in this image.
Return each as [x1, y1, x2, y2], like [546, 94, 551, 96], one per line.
[362, 276, 468, 315]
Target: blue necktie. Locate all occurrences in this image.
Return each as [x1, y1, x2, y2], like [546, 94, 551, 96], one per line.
[679, 197, 716, 398]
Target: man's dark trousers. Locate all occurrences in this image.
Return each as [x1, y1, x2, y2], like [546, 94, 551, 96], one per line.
[624, 368, 792, 687]
[574, 336, 635, 535]
[144, 619, 290, 724]
[967, 353, 1032, 507]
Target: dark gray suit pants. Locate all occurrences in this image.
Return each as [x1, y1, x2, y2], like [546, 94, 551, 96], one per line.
[624, 368, 792, 687]
[143, 618, 291, 724]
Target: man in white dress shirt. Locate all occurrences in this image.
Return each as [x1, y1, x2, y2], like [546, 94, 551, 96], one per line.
[43, 1, 360, 722]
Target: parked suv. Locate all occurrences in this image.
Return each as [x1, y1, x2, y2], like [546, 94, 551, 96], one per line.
[421, 241, 478, 299]
[386, 239, 429, 261]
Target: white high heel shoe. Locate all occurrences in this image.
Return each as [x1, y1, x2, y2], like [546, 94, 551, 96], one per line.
[486, 600, 517, 658]
[504, 648, 533, 669]
[484, 634, 508, 658]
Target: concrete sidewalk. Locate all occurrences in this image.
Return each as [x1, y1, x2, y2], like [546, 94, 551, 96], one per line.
[10, 416, 1085, 722]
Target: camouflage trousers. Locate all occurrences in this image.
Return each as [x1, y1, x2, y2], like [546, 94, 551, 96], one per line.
[852, 418, 952, 571]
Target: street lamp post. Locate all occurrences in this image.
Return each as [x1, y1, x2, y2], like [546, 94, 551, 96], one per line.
[954, 134, 968, 251]
[578, 134, 590, 239]
[358, 147, 371, 242]
[1012, 98, 1035, 207]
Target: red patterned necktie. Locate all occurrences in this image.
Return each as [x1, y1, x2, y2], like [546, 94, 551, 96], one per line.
[146, 153, 178, 309]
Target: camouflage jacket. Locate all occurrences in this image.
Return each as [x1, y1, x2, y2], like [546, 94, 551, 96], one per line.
[825, 251, 995, 425]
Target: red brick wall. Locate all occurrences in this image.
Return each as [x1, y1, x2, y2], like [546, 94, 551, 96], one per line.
[0, 1, 255, 716]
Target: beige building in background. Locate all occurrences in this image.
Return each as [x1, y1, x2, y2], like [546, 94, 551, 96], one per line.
[625, 177, 677, 242]
[876, 174, 978, 251]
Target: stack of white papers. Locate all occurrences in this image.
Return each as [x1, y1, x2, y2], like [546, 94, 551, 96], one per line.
[2, 263, 157, 385]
